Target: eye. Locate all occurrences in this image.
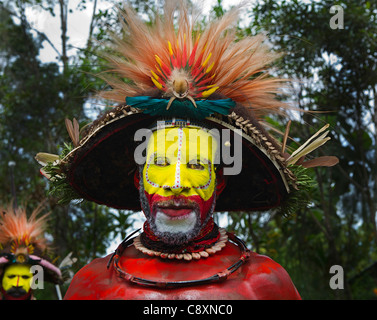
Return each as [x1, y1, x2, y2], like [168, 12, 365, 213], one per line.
[187, 161, 204, 170]
[22, 275, 31, 280]
[7, 275, 16, 279]
[154, 156, 170, 167]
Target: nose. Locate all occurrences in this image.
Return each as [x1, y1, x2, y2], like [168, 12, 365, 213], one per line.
[163, 184, 189, 196]
[8, 275, 21, 287]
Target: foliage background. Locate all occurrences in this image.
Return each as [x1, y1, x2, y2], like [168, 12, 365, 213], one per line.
[0, 0, 376, 299]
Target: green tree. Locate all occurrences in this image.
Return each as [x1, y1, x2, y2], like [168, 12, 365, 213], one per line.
[0, 1, 136, 298]
[243, 0, 377, 299]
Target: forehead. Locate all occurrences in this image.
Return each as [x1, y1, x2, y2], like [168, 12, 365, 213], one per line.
[4, 264, 32, 275]
[146, 127, 218, 164]
[147, 127, 218, 155]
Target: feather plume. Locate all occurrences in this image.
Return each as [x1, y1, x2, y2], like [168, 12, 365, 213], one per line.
[65, 118, 80, 147]
[35, 153, 60, 179]
[300, 156, 339, 168]
[35, 153, 60, 167]
[286, 124, 334, 166]
[0, 203, 49, 254]
[98, 0, 288, 118]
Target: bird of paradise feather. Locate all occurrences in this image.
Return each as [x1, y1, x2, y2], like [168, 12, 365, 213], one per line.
[98, 1, 288, 119]
[0, 203, 49, 255]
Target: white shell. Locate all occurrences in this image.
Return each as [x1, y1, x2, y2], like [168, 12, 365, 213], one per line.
[133, 228, 229, 261]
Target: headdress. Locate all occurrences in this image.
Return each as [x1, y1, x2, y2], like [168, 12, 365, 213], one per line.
[0, 203, 63, 284]
[35, 2, 338, 216]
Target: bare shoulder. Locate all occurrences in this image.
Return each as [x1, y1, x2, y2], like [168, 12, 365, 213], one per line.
[241, 252, 302, 300]
[64, 255, 111, 300]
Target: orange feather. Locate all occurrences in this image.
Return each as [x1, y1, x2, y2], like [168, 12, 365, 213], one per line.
[0, 203, 49, 253]
[98, 0, 292, 118]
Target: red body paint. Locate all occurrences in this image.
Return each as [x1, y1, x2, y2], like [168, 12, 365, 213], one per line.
[64, 242, 301, 300]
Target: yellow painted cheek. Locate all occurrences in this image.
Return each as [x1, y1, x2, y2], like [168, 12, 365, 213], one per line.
[143, 163, 216, 201]
[179, 164, 216, 200]
[2, 276, 13, 291]
[143, 164, 176, 194]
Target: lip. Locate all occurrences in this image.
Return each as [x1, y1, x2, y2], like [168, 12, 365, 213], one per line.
[157, 207, 194, 218]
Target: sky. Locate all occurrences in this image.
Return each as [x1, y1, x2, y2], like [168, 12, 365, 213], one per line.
[25, 0, 250, 66]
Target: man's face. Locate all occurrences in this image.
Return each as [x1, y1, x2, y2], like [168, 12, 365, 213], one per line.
[140, 126, 218, 245]
[2, 264, 33, 299]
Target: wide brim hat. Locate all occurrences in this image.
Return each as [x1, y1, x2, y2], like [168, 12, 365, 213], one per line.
[35, 2, 338, 215]
[37, 102, 336, 216]
[59, 104, 294, 212]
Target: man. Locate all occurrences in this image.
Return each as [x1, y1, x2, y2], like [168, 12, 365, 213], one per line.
[36, 1, 337, 300]
[62, 121, 302, 299]
[0, 204, 63, 300]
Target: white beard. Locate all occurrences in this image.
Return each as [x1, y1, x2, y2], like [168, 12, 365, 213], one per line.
[155, 210, 197, 234]
[138, 166, 217, 245]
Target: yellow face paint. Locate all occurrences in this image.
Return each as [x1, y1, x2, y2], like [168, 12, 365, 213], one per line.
[143, 127, 218, 201]
[2, 264, 33, 293]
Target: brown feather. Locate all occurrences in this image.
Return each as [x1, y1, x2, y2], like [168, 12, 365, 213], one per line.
[65, 118, 79, 147]
[281, 120, 292, 155]
[73, 118, 80, 147]
[301, 156, 339, 168]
